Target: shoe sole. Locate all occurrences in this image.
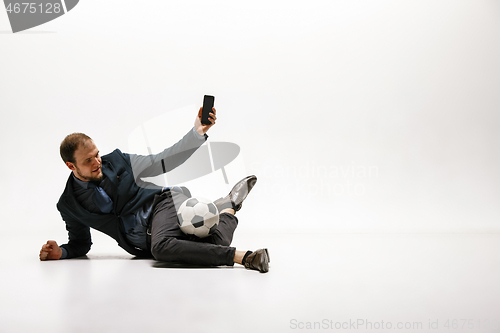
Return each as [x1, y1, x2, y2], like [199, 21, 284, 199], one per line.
[234, 175, 257, 204]
[260, 248, 270, 273]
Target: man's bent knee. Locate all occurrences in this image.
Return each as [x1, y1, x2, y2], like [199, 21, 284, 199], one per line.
[151, 237, 179, 262]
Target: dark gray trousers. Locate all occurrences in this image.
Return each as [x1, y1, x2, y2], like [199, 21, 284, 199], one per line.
[149, 190, 237, 266]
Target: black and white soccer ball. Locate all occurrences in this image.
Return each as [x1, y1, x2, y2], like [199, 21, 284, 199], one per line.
[177, 197, 219, 238]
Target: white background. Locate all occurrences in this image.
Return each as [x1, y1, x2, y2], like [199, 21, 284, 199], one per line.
[1, 2, 500, 333]
[1, 0, 499, 236]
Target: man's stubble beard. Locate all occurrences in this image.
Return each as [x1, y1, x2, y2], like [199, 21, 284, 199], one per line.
[76, 167, 103, 183]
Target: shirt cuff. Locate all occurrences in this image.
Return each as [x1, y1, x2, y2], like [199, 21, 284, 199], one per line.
[60, 247, 68, 259]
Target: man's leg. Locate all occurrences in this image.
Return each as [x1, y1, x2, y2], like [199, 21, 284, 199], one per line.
[150, 181, 270, 272]
[197, 209, 238, 247]
[150, 190, 236, 266]
[169, 188, 240, 248]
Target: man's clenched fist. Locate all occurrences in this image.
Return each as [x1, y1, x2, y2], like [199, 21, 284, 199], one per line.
[39, 240, 62, 261]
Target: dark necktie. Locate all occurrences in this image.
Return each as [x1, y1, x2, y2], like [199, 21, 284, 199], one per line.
[88, 182, 114, 214]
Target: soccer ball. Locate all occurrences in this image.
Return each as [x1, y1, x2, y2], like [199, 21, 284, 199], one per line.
[177, 197, 219, 238]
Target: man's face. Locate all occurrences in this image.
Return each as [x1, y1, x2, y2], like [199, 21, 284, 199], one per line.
[66, 140, 103, 182]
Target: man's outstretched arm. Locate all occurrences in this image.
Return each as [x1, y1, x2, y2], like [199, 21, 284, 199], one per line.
[129, 107, 216, 180]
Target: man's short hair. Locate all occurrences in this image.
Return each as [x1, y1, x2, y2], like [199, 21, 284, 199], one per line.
[60, 133, 92, 164]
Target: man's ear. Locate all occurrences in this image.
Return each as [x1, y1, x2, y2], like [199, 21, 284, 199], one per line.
[66, 162, 76, 171]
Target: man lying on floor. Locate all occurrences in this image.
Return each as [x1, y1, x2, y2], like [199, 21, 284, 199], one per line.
[39, 106, 270, 273]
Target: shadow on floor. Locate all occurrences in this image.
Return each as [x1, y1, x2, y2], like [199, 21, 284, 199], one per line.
[152, 261, 224, 269]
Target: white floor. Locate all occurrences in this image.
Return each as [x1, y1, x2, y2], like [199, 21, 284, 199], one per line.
[2, 232, 500, 333]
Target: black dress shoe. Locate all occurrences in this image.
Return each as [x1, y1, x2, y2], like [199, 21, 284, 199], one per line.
[244, 248, 270, 273]
[214, 175, 257, 212]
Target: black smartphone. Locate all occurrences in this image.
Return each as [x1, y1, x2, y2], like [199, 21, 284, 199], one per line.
[202, 95, 215, 125]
